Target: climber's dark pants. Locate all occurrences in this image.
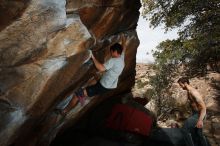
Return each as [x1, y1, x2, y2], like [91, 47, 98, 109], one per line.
[85, 81, 112, 97]
[182, 112, 207, 146]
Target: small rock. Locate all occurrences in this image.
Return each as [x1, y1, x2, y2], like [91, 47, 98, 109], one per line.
[211, 116, 220, 123]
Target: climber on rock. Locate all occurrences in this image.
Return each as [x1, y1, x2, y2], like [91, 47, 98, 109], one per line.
[57, 34, 127, 116]
[178, 77, 208, 146]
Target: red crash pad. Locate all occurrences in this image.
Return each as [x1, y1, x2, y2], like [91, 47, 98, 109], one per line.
[106, 104, 152, 136]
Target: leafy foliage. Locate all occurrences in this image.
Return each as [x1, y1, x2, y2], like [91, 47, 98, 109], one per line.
[142, 0, 220, 114]
[142, 0, 220, 74]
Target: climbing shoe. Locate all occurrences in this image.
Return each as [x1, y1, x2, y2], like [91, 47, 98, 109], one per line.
[75, 88, 85, 106]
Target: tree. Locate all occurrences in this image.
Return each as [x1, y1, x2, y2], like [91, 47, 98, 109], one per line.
[142, 0, 220, 115]
[142, 0, 220, 74]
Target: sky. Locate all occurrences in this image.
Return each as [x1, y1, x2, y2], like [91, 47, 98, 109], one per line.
[136, 15, 179, 64]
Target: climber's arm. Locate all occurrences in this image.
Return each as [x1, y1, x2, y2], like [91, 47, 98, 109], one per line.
[120, 33, 127, 52]
[91, 54, 106, 72]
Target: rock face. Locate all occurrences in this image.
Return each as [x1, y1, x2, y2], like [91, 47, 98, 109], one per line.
[0, 0, 141, 146]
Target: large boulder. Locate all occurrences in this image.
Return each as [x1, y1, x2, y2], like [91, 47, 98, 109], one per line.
[0, 0, 141, 146]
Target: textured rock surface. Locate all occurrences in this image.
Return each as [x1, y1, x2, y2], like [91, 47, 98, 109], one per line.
[0, 0, 141, 146]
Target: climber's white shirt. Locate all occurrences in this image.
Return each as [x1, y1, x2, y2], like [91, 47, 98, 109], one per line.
[100, 52, 125, 89]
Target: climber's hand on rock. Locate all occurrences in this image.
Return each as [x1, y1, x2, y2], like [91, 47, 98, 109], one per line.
[119, 33, 127, 52]
[88, 50, 93, 59]
[90, 50, 95, 60]
[120, 33, 124, 40]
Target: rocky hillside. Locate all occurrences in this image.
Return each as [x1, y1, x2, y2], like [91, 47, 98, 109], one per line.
[133, 63, 220, 146]
[132, 63, 155, 98]
[0, 1, 141, 146]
